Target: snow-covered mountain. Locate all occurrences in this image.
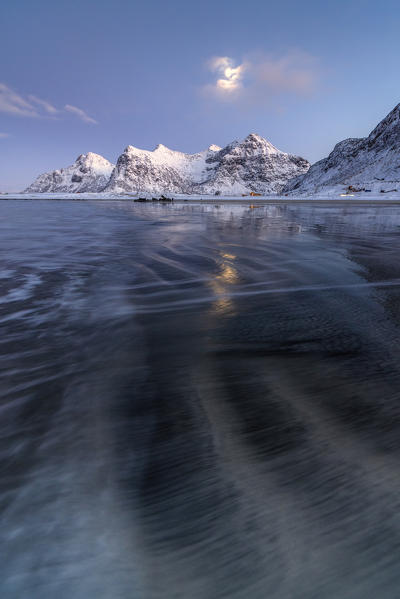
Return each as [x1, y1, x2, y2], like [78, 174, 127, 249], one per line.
[25, 153, 115, 193]
[285, 103, 400, 194]
[198, 134, 309, 195]
[105, 134, 310, 195]
[25, 134, 309, 195]
[105, 143, 222, 194]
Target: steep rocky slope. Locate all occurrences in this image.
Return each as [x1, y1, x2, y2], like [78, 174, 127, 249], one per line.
[285, 104, 400, 193]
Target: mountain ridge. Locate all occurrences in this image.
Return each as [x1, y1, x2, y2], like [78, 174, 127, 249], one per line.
[25, 134, 310, 195]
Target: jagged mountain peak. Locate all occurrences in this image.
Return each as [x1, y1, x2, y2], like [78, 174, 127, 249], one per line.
[124, 144, 144, 154]
[366, 103, 400, 150]
[124, 143, 186, 161]
[106, 134, 309, 195]
[246, 132, 263, 140]
[25, 152, 114, 193]
[284, 102, 400, 193]
[124, 142, 220, 159]
[369, 103, 400, 134]
[25, 134, 310, 195]
[75, 152, 113, 168]
[77, 151, 103, 160]
[154, 143, 172, 152]
[226, 133, 282, 157]
[243, 132, 274, 146]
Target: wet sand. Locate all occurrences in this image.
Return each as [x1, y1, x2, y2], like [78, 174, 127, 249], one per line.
[2, 200, 400, 598]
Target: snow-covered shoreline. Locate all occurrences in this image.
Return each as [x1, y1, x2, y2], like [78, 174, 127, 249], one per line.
[3, 190, 400, 203]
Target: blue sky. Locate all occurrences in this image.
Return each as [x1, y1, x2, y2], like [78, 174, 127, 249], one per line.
[0, 0, 400, 190]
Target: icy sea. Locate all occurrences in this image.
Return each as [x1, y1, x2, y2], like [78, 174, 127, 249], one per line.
[2, 199, 400, 599]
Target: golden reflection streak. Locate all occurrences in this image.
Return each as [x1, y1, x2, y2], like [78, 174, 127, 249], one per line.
[221, 253, 236, 260]
[208, 251, 239, 314]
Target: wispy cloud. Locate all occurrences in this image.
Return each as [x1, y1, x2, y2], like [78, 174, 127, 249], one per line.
[65, 104, 98, 124]
[28, 94, 58, 115]
[204, 50, 320, 104]
[0, 83, 38, 117]
[0, 82, 98, 124]
[0, 132, 10, 138]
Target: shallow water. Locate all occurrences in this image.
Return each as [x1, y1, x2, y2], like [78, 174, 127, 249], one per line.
[2, 200, 400, 598]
